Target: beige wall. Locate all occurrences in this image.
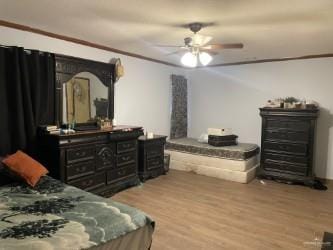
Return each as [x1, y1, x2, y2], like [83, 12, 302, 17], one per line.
[188, 60, 333, 179]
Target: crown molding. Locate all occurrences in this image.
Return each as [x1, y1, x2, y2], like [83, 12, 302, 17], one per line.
[1, 19, 333, 69]
[0, 19, 181, 67]
[207, 53, 333, 67]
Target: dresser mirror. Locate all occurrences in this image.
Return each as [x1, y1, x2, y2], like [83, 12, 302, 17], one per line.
[55, 55, 114, 128]
[62, 72, 109, 124]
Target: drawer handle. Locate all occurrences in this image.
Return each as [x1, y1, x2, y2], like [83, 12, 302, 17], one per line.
[278, 145, 288, 150]
[118, 169, 126, 175]
[82, 179, 93, 187]
[150, 160, 160, 165]
[75, 151, 87, 157]
[76, 166, 87, 173]
[123, 143, 132, 148]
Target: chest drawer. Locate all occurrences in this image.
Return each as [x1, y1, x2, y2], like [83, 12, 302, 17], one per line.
[117, 151, 136, 167]
[117, 140, 136, 154]
[265, 130, 308, 143]
[68, 172, 105, 191]
[147, 156, 164, 170]
[263, 141, 307, 156]
[66, 161, 95, 181]
[263, 161, 308, 176]
[146, 146, 163, 159]
[66, 146, 95, 164]
[263, 153, 308, 166]
[107, 164, 136, 184]
[266, 119, 310, 132]
[96, 144, 116, 170]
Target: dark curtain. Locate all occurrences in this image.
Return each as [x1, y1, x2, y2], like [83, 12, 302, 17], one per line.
[0, 46, 55, 156]
[170, 74, 188, 139]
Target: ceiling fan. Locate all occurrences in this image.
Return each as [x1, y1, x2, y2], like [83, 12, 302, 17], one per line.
[156, 22, 244, 67]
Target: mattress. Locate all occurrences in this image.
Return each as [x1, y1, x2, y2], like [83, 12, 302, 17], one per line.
[166, 137, 259, 160]
[0, 176, 154, 250]
[166, 150, 259, 183]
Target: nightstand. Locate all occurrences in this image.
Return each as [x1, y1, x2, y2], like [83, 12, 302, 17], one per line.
[138, 135, 167, 182]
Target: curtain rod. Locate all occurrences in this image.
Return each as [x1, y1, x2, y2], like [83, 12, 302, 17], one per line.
[0, 44, 52, 56]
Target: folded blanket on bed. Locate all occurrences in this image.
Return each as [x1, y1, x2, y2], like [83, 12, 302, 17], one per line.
[0, 176, 154, 250]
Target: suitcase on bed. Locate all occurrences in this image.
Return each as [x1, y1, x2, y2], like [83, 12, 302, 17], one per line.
[208, 134, 238, 147]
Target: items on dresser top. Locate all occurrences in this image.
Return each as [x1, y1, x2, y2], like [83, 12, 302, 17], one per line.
[264, 97, 319, 109]
[258, 108, 326, 190]
[37, 126, 143, 197]
[138, 135, 167, 182]
[38, 125, 61, 134]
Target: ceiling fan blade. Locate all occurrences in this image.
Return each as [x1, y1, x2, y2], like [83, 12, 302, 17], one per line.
[154, 45, 185, 48]
[200, 49, 219, 55]
[202, 43, 244, 50]
[191, 34, 213, 46]
[165, 50, 185, 56]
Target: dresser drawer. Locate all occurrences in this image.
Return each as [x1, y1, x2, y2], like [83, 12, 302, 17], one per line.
[146, 146, 163, 159]
[263, 153, 307, 166]
[69, 172, 105, 191]
[117, 152, 136, 167]
[265, 130, 308, 143]
[107, 164, 136, 184]
[117, 140, 136, 153]
[266, 119, 310, 132]
[147, 156, 164, 170]
[66, 161, 95, 181]
[263, 141, 307, 156]
[66, 146, 95, 164]
[96, 144, 116, 170]
[263, 161, 308, 176]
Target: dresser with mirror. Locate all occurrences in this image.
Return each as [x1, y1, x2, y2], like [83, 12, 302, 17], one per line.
[38, 55, 143, 197]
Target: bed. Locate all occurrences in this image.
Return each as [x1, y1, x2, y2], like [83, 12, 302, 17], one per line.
[0, 176, 154, 250]
[165, 138, 260, 183]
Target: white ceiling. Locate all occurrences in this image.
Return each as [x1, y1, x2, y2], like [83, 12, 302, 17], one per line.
[1, 0, 333, 66]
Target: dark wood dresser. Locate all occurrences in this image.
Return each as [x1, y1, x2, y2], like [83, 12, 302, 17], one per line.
[138, 135, 167, 181]
[258, 108, 319, 186]
[38, 126, 143, 197]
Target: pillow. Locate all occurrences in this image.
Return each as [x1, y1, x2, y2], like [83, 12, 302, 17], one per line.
[2, 151, 49, 187]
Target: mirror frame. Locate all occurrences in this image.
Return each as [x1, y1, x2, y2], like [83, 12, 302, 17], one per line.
[55, 55, 114, 126]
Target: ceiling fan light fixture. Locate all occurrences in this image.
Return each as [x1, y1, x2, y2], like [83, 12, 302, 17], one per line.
[199, 52, 212, 66]
[181, 52, 197, 67]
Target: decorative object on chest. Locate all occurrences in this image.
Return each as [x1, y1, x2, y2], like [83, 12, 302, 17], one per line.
[258, 108, 326, 190]
[38, 126, 144, 197]
[138, 135, 168, 182]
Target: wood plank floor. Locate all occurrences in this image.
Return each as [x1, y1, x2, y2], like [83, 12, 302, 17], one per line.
[113, 170, 333, 250]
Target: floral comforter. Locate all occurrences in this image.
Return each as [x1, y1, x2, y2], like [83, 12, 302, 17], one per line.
[0, 176, 153, 250]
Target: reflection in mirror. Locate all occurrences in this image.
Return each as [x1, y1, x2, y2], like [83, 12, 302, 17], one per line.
[62, 72, 109, 124]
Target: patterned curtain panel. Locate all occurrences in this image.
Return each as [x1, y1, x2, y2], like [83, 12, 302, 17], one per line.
[170, 74, 188, 139]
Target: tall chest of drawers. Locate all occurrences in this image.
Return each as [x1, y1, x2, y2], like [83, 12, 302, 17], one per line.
[258, 108, 319, 185]
[38, 127, 143, 197]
